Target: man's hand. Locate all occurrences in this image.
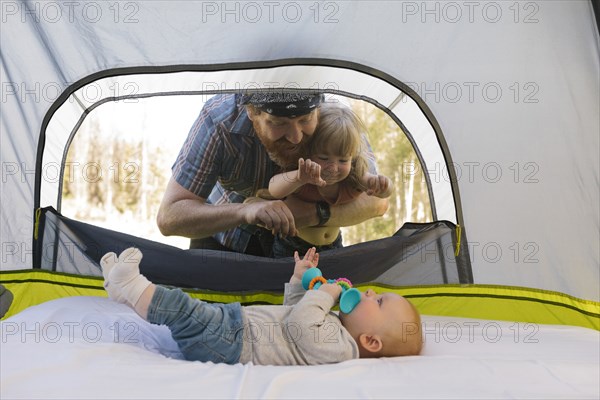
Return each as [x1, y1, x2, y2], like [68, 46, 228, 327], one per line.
[241, 200, 298, 237]
[297, 158, 326, 187]
[290, 247, 320, 284]
[318, 283, 342, 302]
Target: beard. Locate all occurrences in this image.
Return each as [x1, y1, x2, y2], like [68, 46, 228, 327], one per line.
[254, 124, 310, 170]
[264, 140, 308, 170]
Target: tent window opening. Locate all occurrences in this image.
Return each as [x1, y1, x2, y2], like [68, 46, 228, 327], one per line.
[38, 64, 461, 252]
[60, 93, 433, 249]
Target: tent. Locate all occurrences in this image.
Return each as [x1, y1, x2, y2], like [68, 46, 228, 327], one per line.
[1, 1, 599, 398]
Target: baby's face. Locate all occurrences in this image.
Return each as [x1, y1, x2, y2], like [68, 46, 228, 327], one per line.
[339, 289, 416, 337]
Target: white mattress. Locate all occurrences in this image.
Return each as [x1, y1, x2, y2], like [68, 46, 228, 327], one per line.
[1, 296, 598, 399]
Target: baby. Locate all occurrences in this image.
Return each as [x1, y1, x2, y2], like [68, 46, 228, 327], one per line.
[101, 247, 422, 365]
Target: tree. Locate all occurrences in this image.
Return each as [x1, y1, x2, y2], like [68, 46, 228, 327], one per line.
[341, 100, 432, 245]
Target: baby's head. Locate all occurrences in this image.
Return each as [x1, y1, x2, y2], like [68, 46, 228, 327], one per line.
[339, 289, 422, 358]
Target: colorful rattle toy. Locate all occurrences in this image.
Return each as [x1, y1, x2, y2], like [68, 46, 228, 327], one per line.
[301, 268, 361, 313]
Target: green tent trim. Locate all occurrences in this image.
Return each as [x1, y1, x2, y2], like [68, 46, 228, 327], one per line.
[1, 270, 598, 330]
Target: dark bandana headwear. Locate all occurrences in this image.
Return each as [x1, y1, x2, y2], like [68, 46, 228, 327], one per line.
[241, 92, 324, 118]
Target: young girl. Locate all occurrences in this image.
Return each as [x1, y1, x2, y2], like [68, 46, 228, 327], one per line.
[268, 103, 393, 258]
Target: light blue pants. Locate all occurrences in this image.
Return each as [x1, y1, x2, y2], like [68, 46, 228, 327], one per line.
[147, 286, 244, 364]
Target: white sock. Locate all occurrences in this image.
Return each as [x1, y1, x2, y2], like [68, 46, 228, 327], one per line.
[107, 248, 151, 307]
[100, 251, 128, 304]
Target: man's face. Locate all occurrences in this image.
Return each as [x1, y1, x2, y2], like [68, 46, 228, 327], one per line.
[248, 108, 319, 168]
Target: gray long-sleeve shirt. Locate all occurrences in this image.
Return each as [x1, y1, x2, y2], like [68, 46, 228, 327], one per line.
[238, 283, 359, 365]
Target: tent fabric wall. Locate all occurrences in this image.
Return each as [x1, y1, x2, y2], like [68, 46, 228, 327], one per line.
[32, 207, 471, 289]
[1, 1, 599, 302]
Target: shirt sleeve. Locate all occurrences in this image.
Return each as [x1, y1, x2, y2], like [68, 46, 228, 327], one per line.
[283, 283, 306, 306]
[172, 108, 223, 198]
[285, 290, 358, 364]
[361, 133, 378, 174]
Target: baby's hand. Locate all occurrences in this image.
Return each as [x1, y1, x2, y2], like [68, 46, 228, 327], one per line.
[318, 283, 342, 302]
[291, 247, 320, 283]
[297, 158, 326, 187]
[365, 174, 393, 198]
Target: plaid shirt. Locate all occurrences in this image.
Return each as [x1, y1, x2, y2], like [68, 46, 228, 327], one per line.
[172, 94, 281, 252]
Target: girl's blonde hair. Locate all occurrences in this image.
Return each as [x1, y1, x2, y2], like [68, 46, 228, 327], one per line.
[308, 102, 369, 190]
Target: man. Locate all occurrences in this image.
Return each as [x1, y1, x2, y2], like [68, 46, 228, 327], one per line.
[157, 92, 388, 256]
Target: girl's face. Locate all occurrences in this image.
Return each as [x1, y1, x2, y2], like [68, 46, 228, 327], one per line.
[312, 152, 353, 185]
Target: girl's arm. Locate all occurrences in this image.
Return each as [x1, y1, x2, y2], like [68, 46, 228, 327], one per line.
[269, 170, 305, 199]
[269, 158, 326, 199]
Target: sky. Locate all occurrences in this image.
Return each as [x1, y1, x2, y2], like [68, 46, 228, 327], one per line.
[94, 94, 206, 154]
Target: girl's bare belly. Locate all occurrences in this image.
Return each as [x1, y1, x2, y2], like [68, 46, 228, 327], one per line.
[297, 226, 341, 246]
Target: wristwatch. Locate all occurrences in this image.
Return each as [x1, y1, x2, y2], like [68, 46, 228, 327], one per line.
[316, 201, 331, 227]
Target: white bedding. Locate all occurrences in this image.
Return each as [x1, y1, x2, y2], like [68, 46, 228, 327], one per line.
[1, 296, 598, 399]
